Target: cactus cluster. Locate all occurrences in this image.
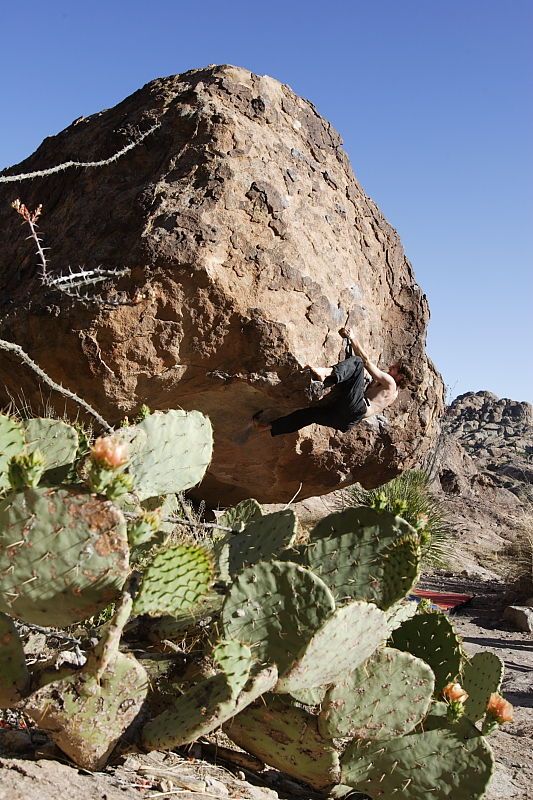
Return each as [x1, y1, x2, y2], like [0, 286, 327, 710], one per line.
[0, 409, 508, 799]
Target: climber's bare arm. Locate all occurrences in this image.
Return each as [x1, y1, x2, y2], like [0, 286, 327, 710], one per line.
[339, 328, 394, 388]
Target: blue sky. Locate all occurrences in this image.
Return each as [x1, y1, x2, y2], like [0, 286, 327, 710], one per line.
[1, 1, 531, 402]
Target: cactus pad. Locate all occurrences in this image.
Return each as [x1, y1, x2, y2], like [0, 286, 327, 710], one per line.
[276, 600, 387, 693]
[217, 498, 263, 531]
[0, 612, 30, 707]
[125, 410, 213, 500]
[23, 418, 78, 471]
[462, 651, 504, 722]
[319, 646, 434, 739]
[218, 510, 298, 578]
[213, 640, 254, 697]
[0, 487, 130, 626]
[384, 599, 418, 633]
[222, 561, 335, 675]
[303, 507, 420, 608]
[391, 610, 463, 693]
[341, 726, 494, 800]
[133, 544, 214, 617]
[0, 414, 25, 492]
[26, 652, 148, 770]
[224, 695, 341, 791]
[141, 664, 278, 750]
[290, 686, 327, 706]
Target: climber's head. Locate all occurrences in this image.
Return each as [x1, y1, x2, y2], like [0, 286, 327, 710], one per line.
[388, 362, 414, 388]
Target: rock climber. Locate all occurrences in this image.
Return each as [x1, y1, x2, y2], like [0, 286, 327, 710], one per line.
[253, 327, 412, 436]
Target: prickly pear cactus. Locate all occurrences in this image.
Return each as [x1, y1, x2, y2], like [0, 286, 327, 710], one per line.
[302, 508, 420, 609]
[381, 532, 421, 606]
[275, 600, 387, 693]
[0, 414, 25, 492]
[391, 610, 463, 693]
[318, 647, 434, 739]
[216, 509, 298, 579]
[0, 612, 30, 707]
[0, 487, 129, 626]
[133, 543, 214, 617]
[217, 498, 262, 531]
[139, 593, 223, 643]
[124, 410, 213, 500]
[141, 664, 278, 750]
[117, 492, 179, 557]
[141, 493, 180, 534]
[462, 651, 504, 722]
[341, 725, 494, 800]
[221, 561, 335, 676]
[224, 695, 341, 791]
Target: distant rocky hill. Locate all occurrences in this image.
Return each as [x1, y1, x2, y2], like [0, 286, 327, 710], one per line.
[432, 391, 532, 577]
[442, 391, 532, 503]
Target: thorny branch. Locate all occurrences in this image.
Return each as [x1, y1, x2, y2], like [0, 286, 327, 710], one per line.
[11, 199, 131, 307]
[1, 123, 160, 422]
[0, 123, 160, 183]
[0, 338, 113, 432]
[123, 510, 234, 534]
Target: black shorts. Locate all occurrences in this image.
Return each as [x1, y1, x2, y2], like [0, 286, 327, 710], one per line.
[270, 356, 368, 436]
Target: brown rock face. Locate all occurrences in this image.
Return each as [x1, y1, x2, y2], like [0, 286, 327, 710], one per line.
[0, 65, 444, 504]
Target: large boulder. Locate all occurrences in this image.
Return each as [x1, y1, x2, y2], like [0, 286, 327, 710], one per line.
[0, 65, 443, 504]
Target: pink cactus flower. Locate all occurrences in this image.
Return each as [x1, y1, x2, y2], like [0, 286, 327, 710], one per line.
[442, 682, 469, 704]
[91, 436, 129, 469]
[486, 693, 513, 724]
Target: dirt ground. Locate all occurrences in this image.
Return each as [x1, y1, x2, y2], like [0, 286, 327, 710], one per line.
[1, 574, 531, 800]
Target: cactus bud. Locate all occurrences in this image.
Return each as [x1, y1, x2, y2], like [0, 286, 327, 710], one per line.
[416, 598, 433, 614]
[135, 404, 151, 421]
[105, 472, 134, 501]
[127, 510, 162, 547]
[8, 450, 45, 489]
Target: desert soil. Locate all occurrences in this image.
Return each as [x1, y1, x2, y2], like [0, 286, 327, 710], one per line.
[0, 574, 531, 800]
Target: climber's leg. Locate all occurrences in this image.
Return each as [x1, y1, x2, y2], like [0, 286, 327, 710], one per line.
[268, 405, 333, 437]
[324, 356, 364, 387]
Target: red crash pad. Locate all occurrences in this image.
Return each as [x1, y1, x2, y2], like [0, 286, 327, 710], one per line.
[411, 589, 473, 612]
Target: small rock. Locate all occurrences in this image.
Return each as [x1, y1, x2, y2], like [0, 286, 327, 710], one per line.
[243, 787, 279, 800]
[503, 606, 533, 632]
[205, 777, 230, 796]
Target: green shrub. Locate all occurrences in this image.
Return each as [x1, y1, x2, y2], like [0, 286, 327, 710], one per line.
[337, 469, 452, 567]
